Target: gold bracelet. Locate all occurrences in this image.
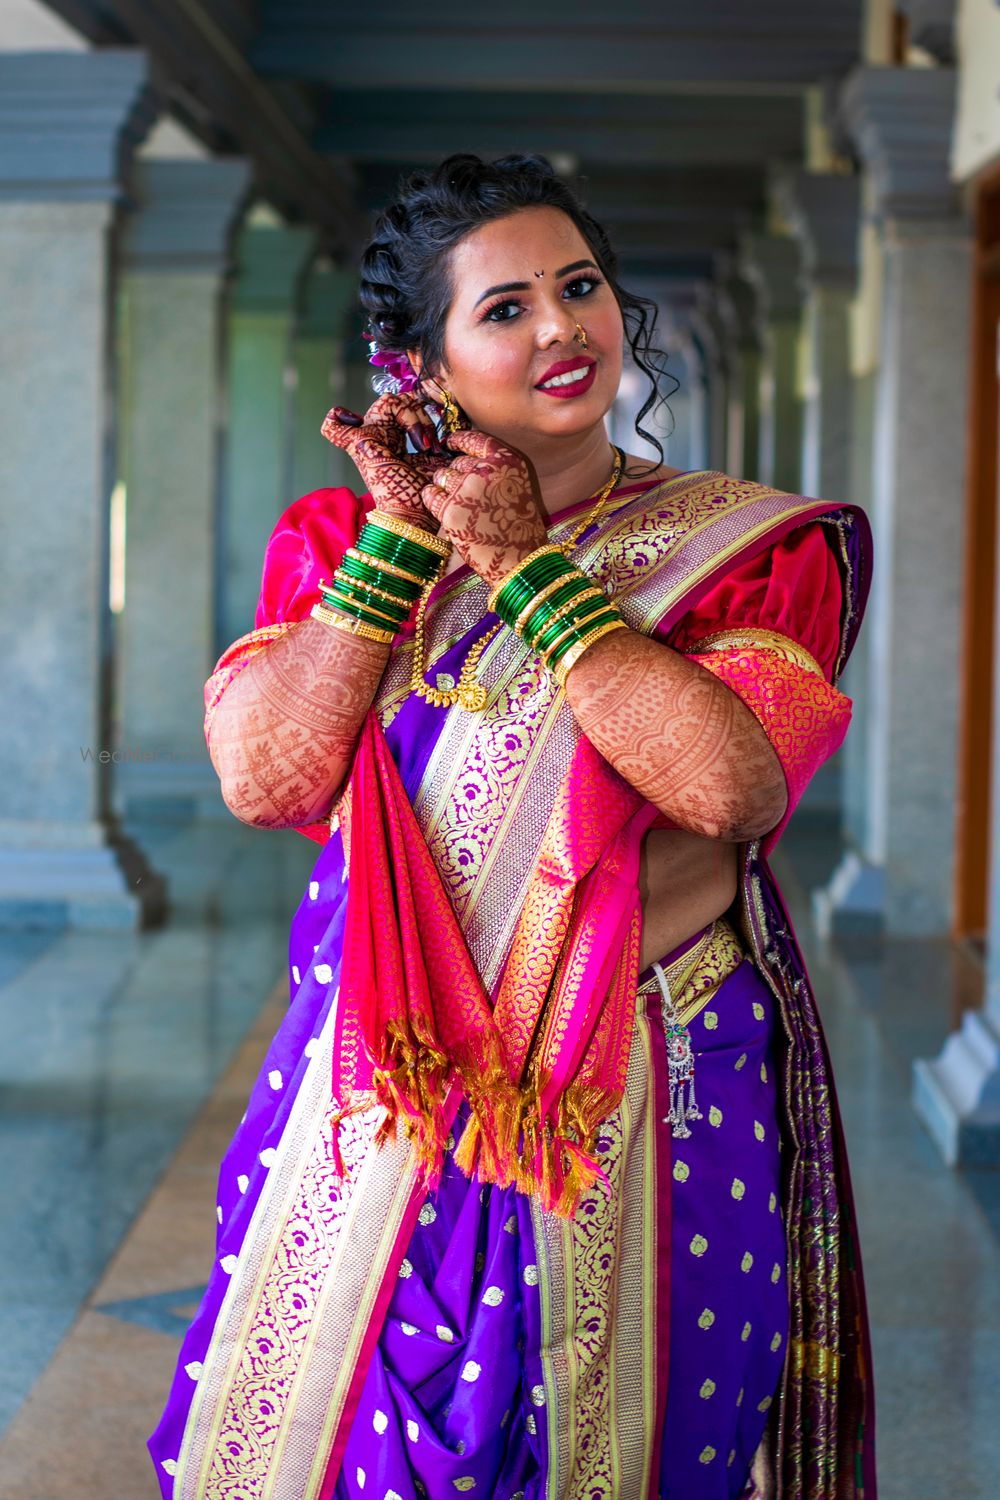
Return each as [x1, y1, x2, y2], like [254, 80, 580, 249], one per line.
[367, 509, 452, 558]
[513, 570, 590, 634]
[528, 588, 609, 654]
[321, 585, 404, 628]
[551, 617, 629, 688]
[536, 595, 614, 663]
[345, 547, 430, 590]
[486, 544, 566, 615]
[309, 600, 395, 644]
[327, 571, 415, 612]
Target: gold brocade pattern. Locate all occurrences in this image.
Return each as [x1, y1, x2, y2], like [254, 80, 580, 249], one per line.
[496, 750, 643, 1078]
[380, 473, 830, 989]
[194, 1106, 377, 1498]
[636, 916, 746, 1028]
[790, 1336, 842, 1383]
[175, 1000, 422, 1500]
[737, 847, 861, 1498]
[687, 627, 826, 683]
[686, 648, 853, 823]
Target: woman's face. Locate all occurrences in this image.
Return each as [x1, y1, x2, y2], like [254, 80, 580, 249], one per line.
[418, 205, 624, 445]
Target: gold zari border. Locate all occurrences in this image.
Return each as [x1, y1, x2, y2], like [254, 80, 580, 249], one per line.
[687, 626, 825, 681]
[636, 915, 746, 1028]
[789, 1335, 841, 1383]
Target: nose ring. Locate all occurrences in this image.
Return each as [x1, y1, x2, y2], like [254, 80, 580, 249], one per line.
[574, 322, 589, 350]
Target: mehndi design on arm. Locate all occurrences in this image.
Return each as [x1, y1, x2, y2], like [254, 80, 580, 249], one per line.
[209, 620, 388, 828]
[564, 629, 788, 841]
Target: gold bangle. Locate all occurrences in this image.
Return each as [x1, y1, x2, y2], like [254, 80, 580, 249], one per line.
[551, 618, 629, 688]
[330, 569, 415, 611]
[528, 587, 608, 652]
[512, 570, 590, 634]
[345, 547, 431, 590]
[366, 509, 452, 558]
[486, 544, 566, 614]
[321, 585, 405, 628]
[309, 600, 395, 644]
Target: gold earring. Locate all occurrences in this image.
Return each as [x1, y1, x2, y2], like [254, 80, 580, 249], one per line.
[439, 387, 462, 434]
[574, 322, 589, 350]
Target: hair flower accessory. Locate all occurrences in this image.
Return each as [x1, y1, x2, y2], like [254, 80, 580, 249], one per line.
[367, 338, 420, 395]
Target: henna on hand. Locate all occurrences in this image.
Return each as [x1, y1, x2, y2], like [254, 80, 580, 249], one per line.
[322, 392, 444, 527]
[420, 429, 548, 586]
[564, 629, 788, 841]
[209, 616, 389, 829]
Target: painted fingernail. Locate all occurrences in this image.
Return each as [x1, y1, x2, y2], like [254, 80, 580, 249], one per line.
[333, 406, 363, 426]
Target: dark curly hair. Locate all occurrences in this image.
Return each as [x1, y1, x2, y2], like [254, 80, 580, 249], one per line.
[358, 152, 676, 466]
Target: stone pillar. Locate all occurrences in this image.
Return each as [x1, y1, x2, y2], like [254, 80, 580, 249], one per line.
[658, 286, 710, 473]
[219, 219, 316, 654]
[776, 172, 860, 503]
[900, 54, 1000, 1162]
[665, 331, 707, 474]
[739, 234, 805, 495]
[817, 65, 969, 943]
[116, 158, 250, 821]
[0, 51, 167, 928]
[717, 269, 764, 481]
[772, 174, 862, 818]
[690, 290, 731, 473]
[291, 262, 357, 498]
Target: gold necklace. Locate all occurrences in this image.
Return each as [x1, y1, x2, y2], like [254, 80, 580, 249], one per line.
[410, 444, 626, 712]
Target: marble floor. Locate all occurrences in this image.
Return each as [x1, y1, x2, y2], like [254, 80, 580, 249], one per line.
[0, 807, 998, 1497]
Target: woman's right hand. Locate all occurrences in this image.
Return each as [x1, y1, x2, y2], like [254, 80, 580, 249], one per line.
[321, 392, 444, 530]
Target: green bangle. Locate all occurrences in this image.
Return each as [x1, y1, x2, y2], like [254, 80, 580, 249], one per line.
[322, 578, 410, 623]
[546, 607, 624, 668]
[551, 616, 629, 686]
[356, 527, 436, 568]
[346, 547, 428, 590]
[486, 543, 567, 613]
[533, 594, 610, 656]
[356, 535, 439, 579]
[320, 591, 404, 633]
[338, 555, 420, 602]
[513, 553, 577, 594]
[365, 510, 451, 558]
[493, 556, 577, 624]
[357, 523, 444, 578]
[324, 570, 411, 616]
[522, 578, 597, 647]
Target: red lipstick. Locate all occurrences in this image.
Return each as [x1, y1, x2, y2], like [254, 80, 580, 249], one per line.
[534, 355, 597, 399]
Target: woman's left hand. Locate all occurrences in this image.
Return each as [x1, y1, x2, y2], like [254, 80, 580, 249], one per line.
[421, 430, 549, 587]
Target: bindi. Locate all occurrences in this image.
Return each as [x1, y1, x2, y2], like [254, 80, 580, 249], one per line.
[534, 270, 544, 278]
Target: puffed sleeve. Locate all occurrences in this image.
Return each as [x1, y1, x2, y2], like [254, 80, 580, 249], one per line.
[203, 485, 371, 845]
[654, 519, 852, 856]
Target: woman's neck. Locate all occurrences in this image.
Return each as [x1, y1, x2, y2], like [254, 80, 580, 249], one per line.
[521, 426, 622, 522]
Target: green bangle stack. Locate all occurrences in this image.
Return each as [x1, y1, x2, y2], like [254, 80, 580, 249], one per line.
[488, 545, 576, 624]
[312, 511, 450, 645]
[489, 545, 629, 689]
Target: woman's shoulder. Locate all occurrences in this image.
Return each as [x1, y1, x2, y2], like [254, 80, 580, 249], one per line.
[619, 454, 688, 485]
[272, 483, 369, 532]
[254, 485, 373, 630]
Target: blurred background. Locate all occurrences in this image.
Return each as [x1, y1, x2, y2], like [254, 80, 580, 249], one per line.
[1, 0, 999, 1495]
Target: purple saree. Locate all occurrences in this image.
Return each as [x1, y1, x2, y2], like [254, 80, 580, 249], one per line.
[150, 469, 875, 1500]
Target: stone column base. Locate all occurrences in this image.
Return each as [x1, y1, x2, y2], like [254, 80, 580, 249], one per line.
[811, 847, 885, 940]
[112, 759, 230, 824]
[0, 819, 168, 931]
[913, 1009, 1000, 1166]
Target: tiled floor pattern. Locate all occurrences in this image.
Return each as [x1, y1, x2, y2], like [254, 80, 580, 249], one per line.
[0, 810, 998, 1497]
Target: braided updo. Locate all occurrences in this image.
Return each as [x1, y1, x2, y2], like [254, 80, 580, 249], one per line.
[358, 152, 675, 462]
